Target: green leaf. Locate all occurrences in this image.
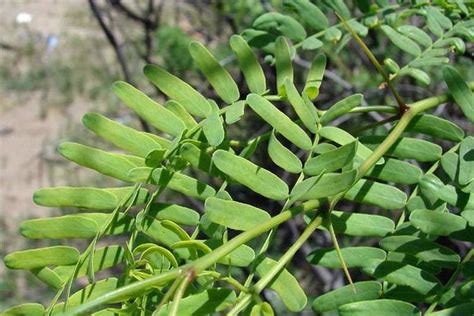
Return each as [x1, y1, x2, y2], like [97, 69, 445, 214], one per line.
[4, 246, 79, 270]
[410, 57, 449, 68]
[59, 142, 138, 182]
[179, 142, 221, 177]
[212, 149, 289, 200]
[419, 174, 474, 210]
[312, 281, 382, 313]
[319, 126, 383, 164]
[381, 25, 421, 56]
[141, 219, 185, 248]
[443, 66, 474, 122]
[283, 0, 328, 31]
[54, 245, 124, 281]
[77, 213, 134, 235]
[339, 299, 420, 316]
[225, 100, 246, 125]
[246, 94, 312, 150]
[189, 41, 239, 104]
[204, 240, 255, 267]
[2, 303, 45, 316]
[284, 78, 318, 133]
[255, 257, 307, 312]
[301, 36, 323, 50]
[380, 236, 460, 268]
[292, 170, 357, 201]
[304, 54, 326, 99]
[250, 302, 274, 316]
[304, 141, 357, 176]
[202, 111, 225, 146]
[324, 26, 342, 42]
[268, 131, 302, 173]
[344, 179, 407, 210]
[361, 136, 442, 162]
[308, 247, 386, 268]
[364, 260, 440, 295]
[152, 168, 216, 200]
[397, 25, 432, 47]
[366, 158, 422, 185]
[328, 211, 395, 237]
[20, 215, 98, 239]
[148, 203, 200, 226]
[83, 113, 162, 157]
[459, 136, 474, 185]
[229, 35, 266, 94]
[155, 288, 236, 316]
[205, 197, 270, 231]
[275, 37, 293, 97]
[32, 267, 63, 289]
[427, 302, 474, 316]
[399, 68, 430, 85]
[144, 64, 212, 117]
[112, 82, 186, 137]
[405, 114, 464, 142]
[409, 210, 468, 237]
[252, 12, 306, 42]
[166, 100, 198, 130]
[320, 94, 363, 124]
[441, 152, 458, 183]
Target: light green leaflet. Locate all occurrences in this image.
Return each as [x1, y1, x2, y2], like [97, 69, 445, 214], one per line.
[83, 112, 162, 157]
[144, 64, 212, 117]
[319, 126, 383, 164]
[205, 197, 271, 231]
[275, 36, 293, 97]
[59, 142, 138, 182]
[405, 114, 464, 142]
[179, 142, 221, 177]
[152, 168, 216, 201]
[304, 54, 326, 100]
[155, 289, 236, 316]
[255, 257, 307, 312]
[77, 213, 134, 235]
[54, 245, 124, 281]
[2, 303, 45, 316]
[361, 136, 442, 162]
[304, 141, 357, 176]
[410, 57, 449, 68]
[225, 100, 246, 124]
[20, 215, 98, 239]
[33, 267, 63, 289]
[247, 94, 312, 150]
[4, 246, 79, 270]
[301, 35, 323, 51]
[205, 240, 255, 267]
[364, 261, 440, 295]
[339, 299, 420, 316]
[291, 170, 357, 201]
[147, 203, 199, 226]
[250, 302, 274, 316]
[312, 281, 382, 313]
[268, 131, 302, 173]
[112, 81, 185, 137]
[366, 158, 422, 184]
[379, 236, 460, 268]
[284, 78, 318, 133]
[419, 174, 474, 210]
[459, 136, 474, 185]
[397, 25, 432, 47]
[283, 0, 328, 31]
[252, 12, 306, 42]
[344, 179, 407, 210]
[189, 41, 239, 104]
[202, 111, 225, 146]
[229, 35, 266, 94]
[384, 58, 400, 73]
[320, 94, 363, 124]
[381, 25, 421, 56]
[212, 149, 289, 200]
[141, 219, 186, 248]
[443, 66, 474, 122]
[165, 100, 198, 130]
[328, 210, 395, 237]
[427, 303, 474, 316]
[410, 210, 468, 237]
[441, 152, 458, 183]
[399, 67, 430, 85]
[308, 247, 386, 268]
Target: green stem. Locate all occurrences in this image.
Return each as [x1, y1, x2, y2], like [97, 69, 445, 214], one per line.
[228, 215, 324, 315]
[169, 274, 192, 316]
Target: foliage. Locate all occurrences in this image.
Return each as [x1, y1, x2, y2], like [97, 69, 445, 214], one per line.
[2, 1, 474, 315]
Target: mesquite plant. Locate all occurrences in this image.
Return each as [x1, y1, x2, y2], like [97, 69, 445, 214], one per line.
[3, 1, 473, 315]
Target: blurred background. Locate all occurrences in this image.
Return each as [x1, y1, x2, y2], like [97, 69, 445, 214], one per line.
[1, 0, 472, 311]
